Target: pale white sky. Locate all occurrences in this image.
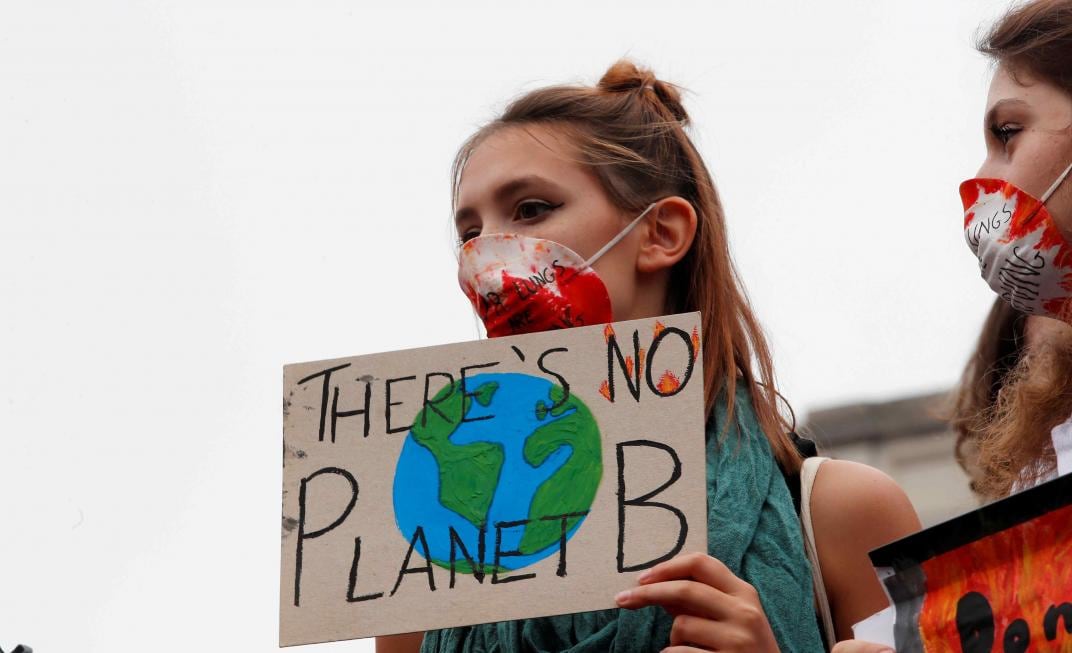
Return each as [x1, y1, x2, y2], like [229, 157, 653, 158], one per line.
[1, 1, 1012, 651]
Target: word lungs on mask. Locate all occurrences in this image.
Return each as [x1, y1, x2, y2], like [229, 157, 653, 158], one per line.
[457, 236, 610, 337]
[457, 204, 656, 338]
[961, 164, 1072, 323]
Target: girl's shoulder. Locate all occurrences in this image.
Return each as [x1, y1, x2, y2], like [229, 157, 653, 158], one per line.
[809, 459, 921, 639]
[809, 459, 919, 540]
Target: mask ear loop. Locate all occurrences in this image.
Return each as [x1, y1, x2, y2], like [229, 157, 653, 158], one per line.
[580, 202, 659, 270]
[1042, 161, 1072, 203]
[1024, 161, 1072, 226]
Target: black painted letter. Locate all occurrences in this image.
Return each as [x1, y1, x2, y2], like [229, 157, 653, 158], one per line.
[645, 327, 695, 397]
[541, 511, 589, 577]
[1045, 603, 1072, 641]
[293, 467, 359, 606]
[956, 591, 994, 653]
[616, 440, 687, 572]
[347, 537, 384, 602]
[448, 523, 487, 588]
[390, 526, 437, 596]
[606, 330, 641, 402]
[491, 519, 537, 584]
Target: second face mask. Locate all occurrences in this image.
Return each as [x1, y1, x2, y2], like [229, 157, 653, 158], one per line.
[961, 164, 1072, 322]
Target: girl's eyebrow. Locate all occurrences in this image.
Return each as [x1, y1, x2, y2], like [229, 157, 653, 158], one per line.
[454, 175, 561, 226]
[491, 174, 559, 205]
[985, 98, 1030, 126]
[453, 205, 476, 228]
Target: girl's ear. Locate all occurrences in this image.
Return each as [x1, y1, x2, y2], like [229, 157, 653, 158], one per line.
[636, 196, 697, 273]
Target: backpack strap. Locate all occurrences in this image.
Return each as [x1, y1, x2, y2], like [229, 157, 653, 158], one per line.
[800, 456, 837, 648]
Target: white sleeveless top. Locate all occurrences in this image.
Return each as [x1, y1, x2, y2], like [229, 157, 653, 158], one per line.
[799, 456, 837, 649]
[1047, 413, 1072, 478]
[1012, 412, 1072, 491]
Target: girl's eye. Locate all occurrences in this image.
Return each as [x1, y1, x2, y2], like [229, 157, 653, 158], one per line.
[458, 227, 481, 245]
[990, 123, 1022, 146]
[516, 200, 562, 222]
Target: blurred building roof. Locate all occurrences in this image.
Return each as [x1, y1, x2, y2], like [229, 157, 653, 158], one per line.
[802, 390, 951, 447]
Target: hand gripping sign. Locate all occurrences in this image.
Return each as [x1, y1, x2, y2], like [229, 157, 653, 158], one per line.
[279, 313, 707, 646]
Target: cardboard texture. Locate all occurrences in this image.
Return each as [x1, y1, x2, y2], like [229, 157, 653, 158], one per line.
[868, 473, 1072, 652]
[279, 313, 708, 646]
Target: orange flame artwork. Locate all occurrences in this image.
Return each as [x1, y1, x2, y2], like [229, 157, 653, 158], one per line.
[871, 474, 1072, 652]
[655, 371, 682, 394]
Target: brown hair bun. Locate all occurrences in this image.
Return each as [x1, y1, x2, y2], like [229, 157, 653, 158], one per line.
[597, 59, 689, 123]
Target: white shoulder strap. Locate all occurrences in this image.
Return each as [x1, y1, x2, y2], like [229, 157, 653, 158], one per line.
[800, 456, 837, 648]
[1051, 413, 1072, 477]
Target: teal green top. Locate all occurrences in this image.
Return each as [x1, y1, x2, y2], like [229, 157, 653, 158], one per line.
[421, 388, 824, 653]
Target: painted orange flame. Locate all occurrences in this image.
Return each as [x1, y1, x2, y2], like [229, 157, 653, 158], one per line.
[653, 321, 666, 338]
[599, 379, 611, 402]
[691, 326, 701, 358]
[656, 371, 681, 394]
[916, 503, 1072, 652]
[603, 324, 615, 343]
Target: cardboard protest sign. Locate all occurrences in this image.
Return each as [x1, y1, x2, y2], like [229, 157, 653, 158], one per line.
[279, 313, 707, 646]
[865, 473, 1072, 652]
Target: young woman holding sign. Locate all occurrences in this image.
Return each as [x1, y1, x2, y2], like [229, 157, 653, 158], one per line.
[379, 60, 919, 652]
[836, 1, 1072, 650]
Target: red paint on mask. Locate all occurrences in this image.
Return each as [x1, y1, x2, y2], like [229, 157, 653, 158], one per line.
[1043, 295, 1072, 322]
[960, 179, 1004, 228]
[962, 178, 1072, 267]
[477, 267, 613, 338]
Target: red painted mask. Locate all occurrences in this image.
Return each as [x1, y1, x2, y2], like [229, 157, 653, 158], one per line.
[961, 162, 1072, 323]
[457, 204, 656, 337]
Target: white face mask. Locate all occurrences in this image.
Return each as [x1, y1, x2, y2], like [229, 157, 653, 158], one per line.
[456, 203, 657, 337]
[961, 163, 1072, 323]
